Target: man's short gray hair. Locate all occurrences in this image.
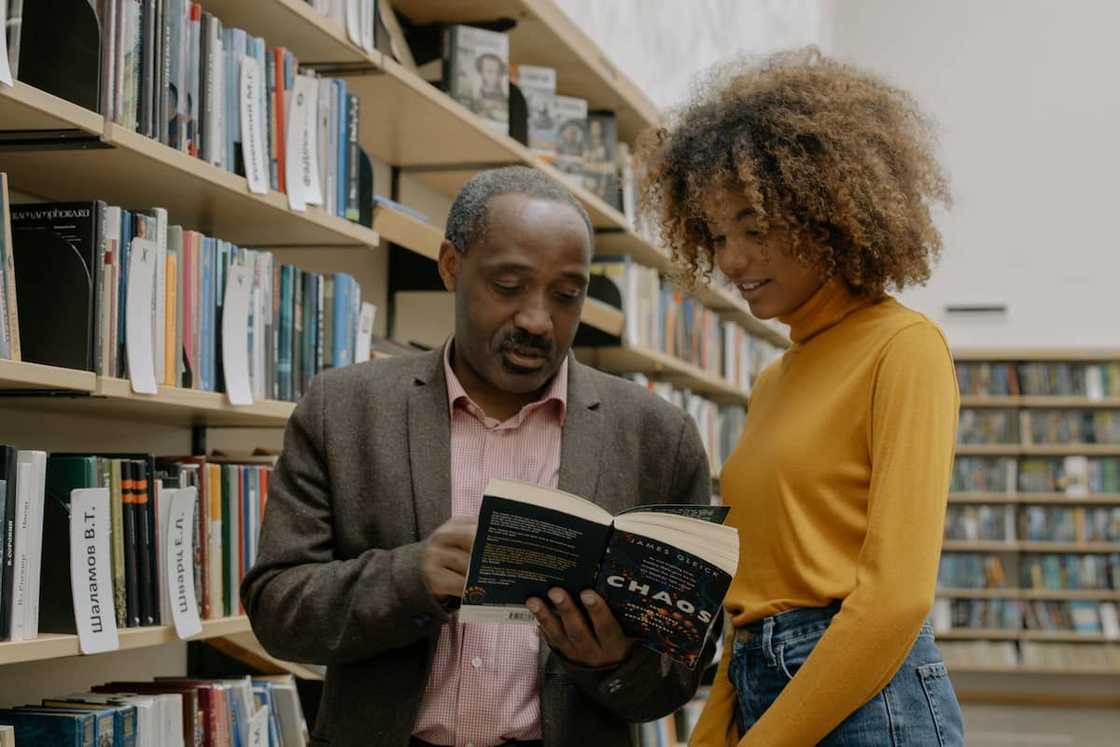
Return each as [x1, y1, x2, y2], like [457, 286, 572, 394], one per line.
[444, 166, 594, 252]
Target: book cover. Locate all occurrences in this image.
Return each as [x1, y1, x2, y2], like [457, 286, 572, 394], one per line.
[0, 444, 15, 639]
[0, 173, 19, 361]
[37, 455, 98, 634]
[583, 112, 620, 209]
[511, 64, 557, 156]
[461, 479, 736, 667]
[0, 709, 96, 747]
[551, 95, 588, 183]
[10, 201, 99, 371]
[445, 25, 509, 136]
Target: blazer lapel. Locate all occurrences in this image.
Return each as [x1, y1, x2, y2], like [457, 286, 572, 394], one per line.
[408, 348, 452, 539]
[558, 359, 604, 502]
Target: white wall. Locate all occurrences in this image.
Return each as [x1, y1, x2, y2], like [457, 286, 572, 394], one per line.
[823, 0, 1119, 348]
[555, 0, 823, 111]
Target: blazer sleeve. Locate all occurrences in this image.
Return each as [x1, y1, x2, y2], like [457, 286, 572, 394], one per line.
[241, 373, 449, 664]
[559, 412, 716, 722]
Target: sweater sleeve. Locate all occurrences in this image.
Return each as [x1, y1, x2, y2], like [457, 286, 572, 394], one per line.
[688, 629, 740, 747]
[739, 322, 959, 746]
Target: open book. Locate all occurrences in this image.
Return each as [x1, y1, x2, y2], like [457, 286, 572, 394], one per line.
[460, 479, 740, 668]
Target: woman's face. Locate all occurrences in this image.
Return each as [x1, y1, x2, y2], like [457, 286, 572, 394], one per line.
[704, 189, 829, 320]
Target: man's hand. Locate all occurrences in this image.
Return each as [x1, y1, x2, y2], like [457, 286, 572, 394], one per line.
[528, 588, 634, 668]
[420, 517, 477, 600]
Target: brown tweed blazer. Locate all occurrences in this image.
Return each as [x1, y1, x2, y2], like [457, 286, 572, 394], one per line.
[242, 347, 715, 746]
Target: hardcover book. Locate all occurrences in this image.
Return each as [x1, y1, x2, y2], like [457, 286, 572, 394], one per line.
[460, 478, 738, 668]
[444, 25, 510, 136]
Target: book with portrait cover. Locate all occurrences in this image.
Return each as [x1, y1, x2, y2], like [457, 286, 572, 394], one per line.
[460, 479, 738, 668]
[444, 25, 510, 136]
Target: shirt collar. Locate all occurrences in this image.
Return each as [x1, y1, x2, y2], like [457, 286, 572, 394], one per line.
[443, 341, 569, 426]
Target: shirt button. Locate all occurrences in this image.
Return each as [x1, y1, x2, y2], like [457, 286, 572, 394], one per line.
[471, 656, 482, 669]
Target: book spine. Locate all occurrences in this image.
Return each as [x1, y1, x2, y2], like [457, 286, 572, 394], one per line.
[122, 460, 141, 627]
[345, 95, 360, 222]
[110, 460, 127, 629]
[133, 460, 155, 626]
[0, 447, 17, 639]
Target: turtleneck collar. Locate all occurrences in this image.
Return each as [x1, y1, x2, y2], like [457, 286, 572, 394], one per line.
[779, 278, 873, 344]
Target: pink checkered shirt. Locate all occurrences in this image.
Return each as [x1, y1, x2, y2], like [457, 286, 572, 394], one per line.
[412, 344, 569, 747]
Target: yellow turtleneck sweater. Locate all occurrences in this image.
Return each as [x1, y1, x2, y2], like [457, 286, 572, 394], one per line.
[690, 280, 959, 747]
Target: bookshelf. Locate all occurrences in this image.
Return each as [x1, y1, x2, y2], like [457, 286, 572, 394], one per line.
[939, 350, 1120, 681]
[575, 346, 751, 405]
[0, 4, 772, 743]
[391, 0, 660, 143]
[0, 617, 251, 667]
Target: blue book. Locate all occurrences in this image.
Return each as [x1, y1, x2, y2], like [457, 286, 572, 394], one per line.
[331, 273, 347, 368]
[41, 701, 138, 747]
[278, 265, 293, 401]
[0, 709, 97, 746]
[252, 683, 283, 747]
[18, 706, 112, 745]
[335, 79, 348, 216]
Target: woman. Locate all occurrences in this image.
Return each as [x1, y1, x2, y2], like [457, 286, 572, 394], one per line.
[641, 49, 964, 745]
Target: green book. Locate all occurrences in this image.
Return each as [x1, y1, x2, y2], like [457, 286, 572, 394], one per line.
[109, 459, 127, 629]
[221, 465, 233, 617]
[39, 456, 98, 634]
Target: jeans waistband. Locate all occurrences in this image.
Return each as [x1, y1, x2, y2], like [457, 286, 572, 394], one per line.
[738, 601, 843, 638]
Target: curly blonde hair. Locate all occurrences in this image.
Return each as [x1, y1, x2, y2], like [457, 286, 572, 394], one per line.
[639, 48, 950, 295]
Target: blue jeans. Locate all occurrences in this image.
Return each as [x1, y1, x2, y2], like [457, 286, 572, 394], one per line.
[728, 603, 965, 745]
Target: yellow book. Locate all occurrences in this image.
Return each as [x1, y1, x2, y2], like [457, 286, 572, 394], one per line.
[207, 463, 223, 618]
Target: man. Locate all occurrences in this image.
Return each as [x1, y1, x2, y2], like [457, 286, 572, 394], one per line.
[242, 167, 714, 747]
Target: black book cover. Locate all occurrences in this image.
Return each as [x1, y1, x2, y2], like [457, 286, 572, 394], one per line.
[133, 459, 156, 626]
[0, 445, 17, 639]
[122, 460, 142, 627]
[358, 148, 374, 228]
[462, 481, 735, 667]
[584, 111, 621, 211]
[17, 0, 101, 112]
[38, 455, 99, 635]
[10, 202, 100, 371]
[594, 529, 729, 669]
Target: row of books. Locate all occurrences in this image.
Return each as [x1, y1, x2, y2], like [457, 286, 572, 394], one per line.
[956, 361, 1120, 399]
[0, 673, 307, 747]
[93, 1, 370, 219]
[939, 640, 1120, 671]
[938, 553, 1120, 591]
[590, 256, 783, 388]
[0, 448, 271, 642]
[932, 598, 1120, 637]
[951, 456, 1120, 495]
[958, 409, 1120, 445]
[0, 190, 377, 404]
[944, 505, 1120, 543]
[629, 375, 746, 474]
[433, 24, 625, 211]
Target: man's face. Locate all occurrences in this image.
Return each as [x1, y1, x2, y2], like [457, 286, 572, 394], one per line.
[439, 193, 591, 395]
[480, 58, 502, 93]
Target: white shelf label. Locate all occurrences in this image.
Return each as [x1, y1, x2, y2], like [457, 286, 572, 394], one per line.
[127, 239, 159, 394]
[70, 488, 120, 654]
[165, 487, 203, 639]
[240, 56, 270, 195]
[222, 265, 254, 406]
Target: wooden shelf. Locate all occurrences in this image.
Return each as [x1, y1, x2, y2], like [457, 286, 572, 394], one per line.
[938, 630, 1118, 644]
[201, 0, 370, 64]
[938, 588, 1120, 601]
[209, 631, 325, 682]
[580, 299, 625, 338]
[954, 349, 1120, 362]
[0, 359, 96, 392]
[0, 617, 251, 667]
[956, 444, 1120, 456]
[390, 0, 660, 143]
[373, 203, 444, 260]
[1, 377, 296, 427]
[0, 81, 104, 135]
[950, 492, 1120, 505]
[0, 121, 379, 250]
[943, 540, 1120, 553]
[961, 395, 1120, 408]
[574, 345, 749, 405]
